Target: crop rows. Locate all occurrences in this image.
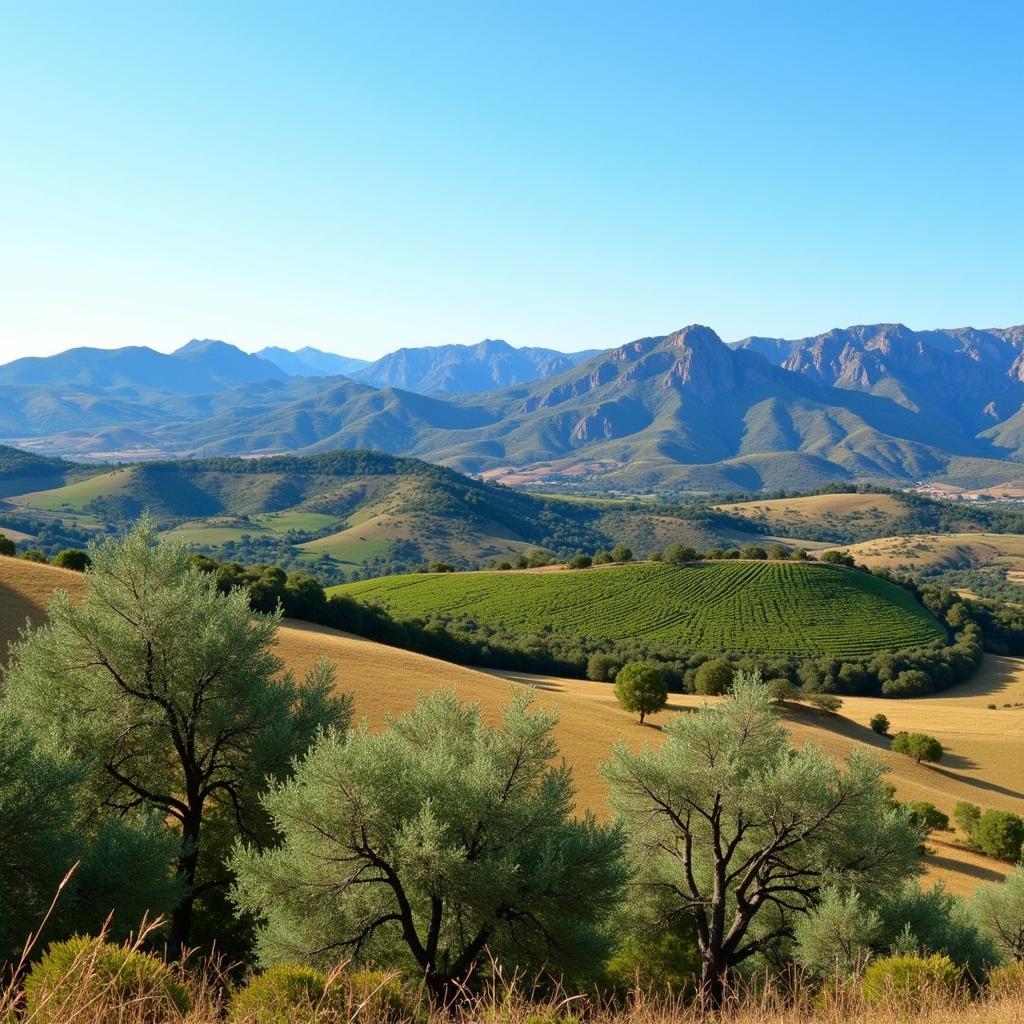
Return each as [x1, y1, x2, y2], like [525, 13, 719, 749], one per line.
[334, 561, 947, 657]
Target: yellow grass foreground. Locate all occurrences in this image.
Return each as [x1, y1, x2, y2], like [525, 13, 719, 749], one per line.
[3, 557, 1022, 898]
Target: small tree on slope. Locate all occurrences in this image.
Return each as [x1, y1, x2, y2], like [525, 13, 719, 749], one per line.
[3, 517, 351, 952]
[614, 660, 669, 723]
[231, 688, 628, 1003]
[600, 671, 922, 1010]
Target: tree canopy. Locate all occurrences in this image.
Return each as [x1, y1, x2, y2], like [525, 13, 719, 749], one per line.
[3, 517, 351, 951]
[231, 688, 627, 1001]
[613, 660, 669, 723]
[601, 672, 922, 1008]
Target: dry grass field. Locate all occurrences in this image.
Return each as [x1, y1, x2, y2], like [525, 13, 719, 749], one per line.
[832, 531, 1024, 576]
[718, 492, 909, 529]
[2, 557, 1022, 897]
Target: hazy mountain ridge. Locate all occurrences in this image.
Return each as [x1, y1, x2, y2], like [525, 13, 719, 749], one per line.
[352, 338, 599, 394]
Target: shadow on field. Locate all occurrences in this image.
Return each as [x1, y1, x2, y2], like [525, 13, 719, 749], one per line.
[925, 849, 1008, 885]
[0, 583, 49, 666]
[929, 764, 1024, 801]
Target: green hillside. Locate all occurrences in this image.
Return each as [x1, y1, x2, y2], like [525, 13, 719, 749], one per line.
[332, 560, 947, 657]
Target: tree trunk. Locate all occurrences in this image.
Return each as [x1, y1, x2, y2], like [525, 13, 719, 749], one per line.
[640, 710, 646, 724]
[698, 951, 729, 1012]
[168, 813, 201, 955]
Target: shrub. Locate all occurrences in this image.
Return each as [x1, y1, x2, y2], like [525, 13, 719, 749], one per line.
[52, 548, 91, 572]
[882, 669, 933, 697]
[891, 731, 943, 764]
[805, 692, 843, 714]
[587, 652, 621, 682]
[820, 550, 855, 567]
[906, 801, 949, 833]
[346, 969, 415, 1023]
[988, 963, 1024, 997]
[567, 553, 592, 569]
[972, 869, 1024, 963]
[593, 550, 614, 565]
[694, 658, 733, 696]
[974, 810, 1024, 862]
[860, 953, 961, 1007]
[766, 677, 797, 703]
[613, 660, 669, 723]
[19, 548, 48, 563]
[766, 544, 789, 560]
[664, 543, 698, 565]
[24, 936, 190, 1023]
[0, 535, 14, 557]
[954, 801, 982, 837]
[229, 965, 332, 1024]
[648, 549, 663, 562]
[870, 713, 890, 735]
[740, 545, 767, 560]
[610, 543, 633, 563]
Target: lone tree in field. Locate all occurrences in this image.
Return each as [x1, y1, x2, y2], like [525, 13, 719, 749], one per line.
[601, 672, 921, 1010]
[3, 517, 351, 952]
[891, 731, 944, 765]
[231, 688, 627, 1003]
[614, 660, 669, 723]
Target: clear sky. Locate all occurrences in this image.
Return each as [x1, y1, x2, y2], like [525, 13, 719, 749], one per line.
[1, 1, 1021, 362]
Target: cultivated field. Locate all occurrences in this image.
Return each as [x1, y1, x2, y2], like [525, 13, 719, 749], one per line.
[3, 558, 1021, 897]
[332, 561, 946, 656]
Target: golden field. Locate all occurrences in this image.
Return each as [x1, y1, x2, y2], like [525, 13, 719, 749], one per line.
[832, 531, 1024, 576]
[2, 557, 1022, 897]
[717, 492, 909, 529]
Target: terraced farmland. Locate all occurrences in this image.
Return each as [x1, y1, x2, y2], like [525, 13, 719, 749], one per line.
[331, 561, 947, 656]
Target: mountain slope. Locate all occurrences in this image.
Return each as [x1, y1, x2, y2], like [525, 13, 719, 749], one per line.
[737, 323, 1024, 444]
[354, 338, 598, 394]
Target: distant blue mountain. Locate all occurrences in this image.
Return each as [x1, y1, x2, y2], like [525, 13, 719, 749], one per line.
[353, 338, 599, 394]
[255, 345, 370, 377]
[0, 339, 287, 394]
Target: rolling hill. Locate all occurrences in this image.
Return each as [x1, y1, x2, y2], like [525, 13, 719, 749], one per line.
[332, 560, 947, 657]
[2, 448, 759, 576]
[2, 556, 1019, 898]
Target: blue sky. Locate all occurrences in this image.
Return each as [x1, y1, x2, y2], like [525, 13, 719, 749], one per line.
[1, 1, 1021, 361]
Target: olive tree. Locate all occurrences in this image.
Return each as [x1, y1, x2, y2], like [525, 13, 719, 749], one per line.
[891, 732, 943, 765]
[231, 688, 628, 1002]
[3, 518, 351, 952]
[600, 672, 921, 1009]
[972, 868, 1024, 962]
[613, 661, 668, 723]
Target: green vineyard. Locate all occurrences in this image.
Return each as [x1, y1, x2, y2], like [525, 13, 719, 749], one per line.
[331, 561, 947, 657]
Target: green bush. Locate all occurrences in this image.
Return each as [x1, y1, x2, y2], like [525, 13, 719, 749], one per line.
[52, 548, 91, 572]
[24, 936, 190, 1023]
[663, 543, 698, 565]
[230, 964, 332, 1023]
[694, 658, 733, 696]
[974, 810, 1024, 861]
[906, 801, 949, 833]
[567, 553, 592, 569]
[347, 969, 416, 1023]
[988, 962, 1024, 997]
[860, 953, 961, 1007]
[870, 713, 890, 735]
[0, 535, 14, 557]
[229, 965, 414, 1024]
[610, 543, 632, 563]
[586, 652, 621, 682]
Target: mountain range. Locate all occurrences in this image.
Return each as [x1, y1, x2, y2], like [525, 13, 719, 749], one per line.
[3, 323, 1024, 492]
